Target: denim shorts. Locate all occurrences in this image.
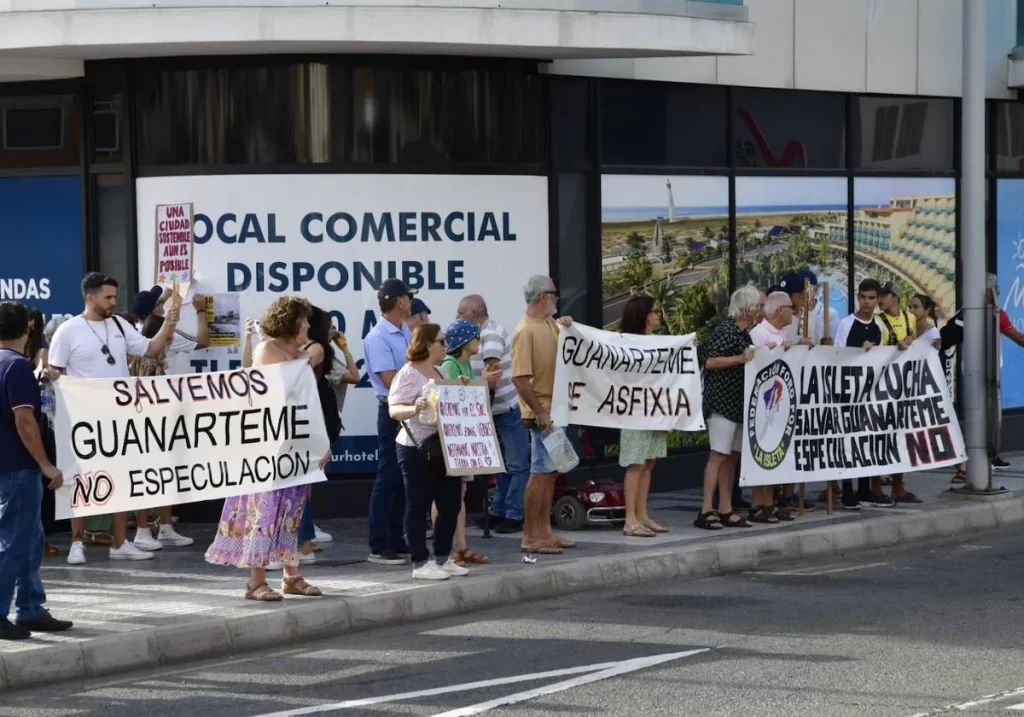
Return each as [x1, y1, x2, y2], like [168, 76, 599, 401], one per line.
[529, 428, 559, 474]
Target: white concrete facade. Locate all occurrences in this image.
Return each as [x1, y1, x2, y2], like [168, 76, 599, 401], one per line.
[0, 1, 753, 83]
[555, 0, 1021, 99]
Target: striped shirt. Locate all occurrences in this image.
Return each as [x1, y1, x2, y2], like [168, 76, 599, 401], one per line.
[470, 318, 519, 415]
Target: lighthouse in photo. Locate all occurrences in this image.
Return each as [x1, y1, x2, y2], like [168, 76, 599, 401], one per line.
[667, 179, 676, 223]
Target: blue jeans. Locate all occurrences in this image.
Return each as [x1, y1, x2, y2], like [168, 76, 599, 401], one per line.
[298, 491, 315, 544]
[489, 408, 530, 521]
[0, 470, 47, 621]
[368, 402, 407, 553]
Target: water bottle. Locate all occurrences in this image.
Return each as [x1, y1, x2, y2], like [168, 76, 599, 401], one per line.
[40, 380, 55, 428]
[418, 382, 438, 425]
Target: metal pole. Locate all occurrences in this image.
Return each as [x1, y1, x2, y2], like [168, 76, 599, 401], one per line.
[962, 0, 991, 492]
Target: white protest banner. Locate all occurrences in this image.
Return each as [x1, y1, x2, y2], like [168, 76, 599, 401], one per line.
[154, 202, 195, 287]
[434, 379, 506, 476]
[551, 322, 704, 431]
[53, 359, 329, 519]
[739, 342, 965, 487]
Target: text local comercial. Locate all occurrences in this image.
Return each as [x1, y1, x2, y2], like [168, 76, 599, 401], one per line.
[193, 209, 519, 294]
[69, 370, 315, 498]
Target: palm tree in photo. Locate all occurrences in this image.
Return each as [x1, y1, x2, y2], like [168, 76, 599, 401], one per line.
[648, 279, 679, 318]
[702, 226, 715, 240]
[626, 232, 646, 253]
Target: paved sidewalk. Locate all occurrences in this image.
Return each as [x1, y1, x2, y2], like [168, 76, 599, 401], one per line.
[2, 458, 1022, 692]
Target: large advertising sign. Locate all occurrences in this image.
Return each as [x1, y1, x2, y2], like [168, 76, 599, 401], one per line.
[0, 176, 84, 323]
[739, 343, 965, 487]
[997, 179, 1024, 409]
[136, 174, 549, 472]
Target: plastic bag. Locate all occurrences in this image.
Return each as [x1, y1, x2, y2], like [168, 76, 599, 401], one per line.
[541, 428, 580, 474]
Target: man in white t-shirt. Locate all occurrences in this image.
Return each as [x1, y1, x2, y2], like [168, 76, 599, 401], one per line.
[47, 272, 180, 565]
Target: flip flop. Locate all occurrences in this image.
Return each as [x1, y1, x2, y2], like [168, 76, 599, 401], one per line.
[521, 544, 563, 555]
[553, 538, 576, 549]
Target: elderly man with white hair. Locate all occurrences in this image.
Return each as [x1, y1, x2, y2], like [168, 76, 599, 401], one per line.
[695, 285, 760, 530]
[746, 290, 803, 523]
[510, 275, 573, 555]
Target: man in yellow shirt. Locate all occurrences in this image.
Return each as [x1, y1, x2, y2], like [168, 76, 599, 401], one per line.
[876, 281, 921, 504]
[510, 275, 573, 556]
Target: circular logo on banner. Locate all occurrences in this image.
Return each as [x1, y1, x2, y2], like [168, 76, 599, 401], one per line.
[747, 359, 797, 471]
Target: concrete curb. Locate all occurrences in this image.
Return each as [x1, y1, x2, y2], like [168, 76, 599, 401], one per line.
[1, 496, 1020, 693]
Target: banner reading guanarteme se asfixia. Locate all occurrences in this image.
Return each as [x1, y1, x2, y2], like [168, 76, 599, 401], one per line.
[739, 342, 966, 487]
[53, 359, 329, 519]
[551, 322, 705, 431]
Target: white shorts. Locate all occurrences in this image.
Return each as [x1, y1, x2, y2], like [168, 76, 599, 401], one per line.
[708, 413, 742, 455]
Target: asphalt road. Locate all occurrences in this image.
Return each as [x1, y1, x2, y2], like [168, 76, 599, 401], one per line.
[6, 526, 1024, 717]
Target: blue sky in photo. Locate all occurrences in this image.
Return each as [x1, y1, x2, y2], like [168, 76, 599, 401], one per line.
[601, 175, 955, 210]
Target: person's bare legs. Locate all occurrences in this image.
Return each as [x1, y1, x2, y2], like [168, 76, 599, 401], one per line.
[716, 453, 739, 515]
[71, 517, 85, 543]
[112, 513, 129, 549]
[454, 483, 468, 554]
[701, 452, 727, 514]
[623, 464, 644, 526]
[636, 461, 666, 531]
[135, 510, 151, 535]
[520, 474, 548, 549]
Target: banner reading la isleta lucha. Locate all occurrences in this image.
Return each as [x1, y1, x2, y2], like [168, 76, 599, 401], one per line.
[551, 323, 705, 431]
[53, 359, 329, 519]
[739, 342, 965, 487]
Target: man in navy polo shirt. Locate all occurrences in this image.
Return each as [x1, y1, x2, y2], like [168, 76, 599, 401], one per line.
[364, 279, 416, 565]
[0, 301, 72, 640]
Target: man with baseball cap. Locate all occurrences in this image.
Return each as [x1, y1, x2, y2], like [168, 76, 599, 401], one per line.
[779, 270, 840, 346]
[131, 285, 210, 374]
[406, 297, 431, 331]
[364, 278, 416, 565]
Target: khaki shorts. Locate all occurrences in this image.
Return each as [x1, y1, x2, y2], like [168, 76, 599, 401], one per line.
[708, 413, 742, 455]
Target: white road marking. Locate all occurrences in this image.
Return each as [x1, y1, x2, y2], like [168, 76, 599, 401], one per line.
[249, 649, 710, 717]
[429, 649, 710, 716]
[904, 686, 1024, 716]
[750, 561, 889, 577]
[1006, 703, 1024, 711]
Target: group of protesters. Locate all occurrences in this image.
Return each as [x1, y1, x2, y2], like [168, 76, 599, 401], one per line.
[1, 262, 1018, 636]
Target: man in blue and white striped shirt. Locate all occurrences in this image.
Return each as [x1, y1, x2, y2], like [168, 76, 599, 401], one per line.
[458, 294, 530, 533]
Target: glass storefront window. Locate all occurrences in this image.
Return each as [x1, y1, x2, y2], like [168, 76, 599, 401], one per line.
[136, 62, 545, 168]
[0, 93, 79, 170]
[855, 96, 954, 171]
[732, 88, 846, 169]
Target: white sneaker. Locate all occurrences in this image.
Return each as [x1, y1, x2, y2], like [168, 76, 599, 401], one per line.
[267, 552, 315, 571]
[441, 559, 470, 577]
[66, 541, 86, 565]
[110, 541, 155, 561]
[133, 530, 163, 552]
[157, 525, 194, 547]
[412, 562, 450, 581]
[266, 561, 282, 571]
[312, 525, 333, 544]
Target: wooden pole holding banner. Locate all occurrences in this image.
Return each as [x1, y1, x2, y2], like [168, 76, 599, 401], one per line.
[798, 279, 810, 516]
[822, 281, 831, 341]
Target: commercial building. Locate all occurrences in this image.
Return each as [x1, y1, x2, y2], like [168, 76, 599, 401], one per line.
[2, 0, 1024, 503]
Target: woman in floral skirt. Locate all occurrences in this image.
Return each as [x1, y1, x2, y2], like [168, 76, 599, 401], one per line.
[205, 296, 328, 601]
[618, 295, 669, 538]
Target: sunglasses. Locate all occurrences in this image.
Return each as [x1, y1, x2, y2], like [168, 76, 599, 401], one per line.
[100, 345, 115, 366]
[434, 338, 446, 346]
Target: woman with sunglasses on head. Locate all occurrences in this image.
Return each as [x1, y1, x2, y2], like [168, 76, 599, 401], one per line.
[388, 324, 468, 581]
[910, 294, 941, 349]
[205, 296, 329, 601]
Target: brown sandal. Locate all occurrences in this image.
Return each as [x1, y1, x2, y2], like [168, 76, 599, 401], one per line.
[245, 582, 283, 602]
[455, 549, 489, 565]
[282, 576, 322, 597]
[44, 543, 61, 557]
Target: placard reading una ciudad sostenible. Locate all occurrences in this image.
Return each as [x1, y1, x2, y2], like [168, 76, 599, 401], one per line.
[52, 360, 330, 519]
[739, 342, 966, 487]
